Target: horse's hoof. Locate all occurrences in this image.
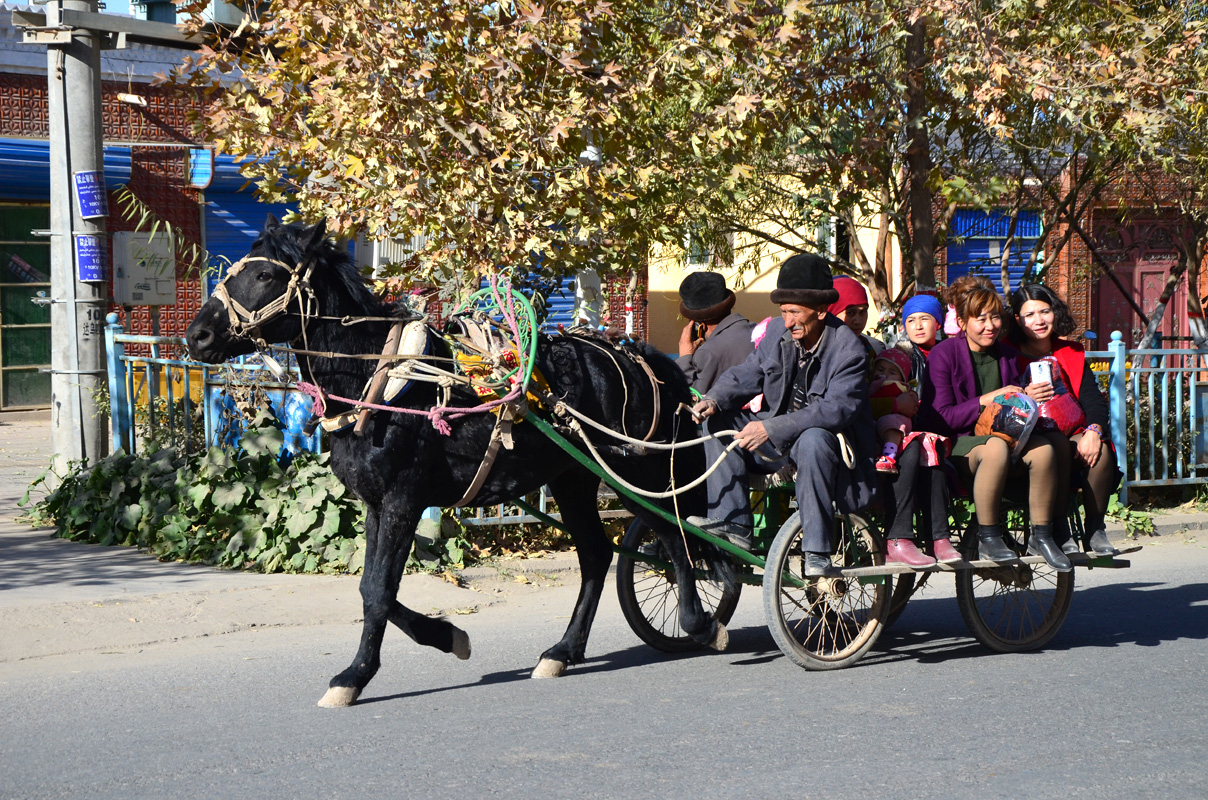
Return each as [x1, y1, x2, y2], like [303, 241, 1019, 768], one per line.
[708, 622, 730, 652]
[317, 686, 361, 708]
[452, 628, 471, 661]
[531, 658, 566, 679]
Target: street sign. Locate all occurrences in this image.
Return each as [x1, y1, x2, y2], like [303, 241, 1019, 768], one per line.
[74, 234, 107, 282]
[73, 170, 108, 219]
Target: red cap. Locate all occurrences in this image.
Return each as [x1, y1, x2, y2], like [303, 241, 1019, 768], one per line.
[829, 276, 868, 315]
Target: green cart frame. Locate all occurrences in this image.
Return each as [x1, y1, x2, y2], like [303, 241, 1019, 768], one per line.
[519, 412, 1137, 670]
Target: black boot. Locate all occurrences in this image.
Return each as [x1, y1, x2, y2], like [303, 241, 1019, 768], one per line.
[1084, 529, 1119, 557]
[1054, 515, 1080, 555]
[977, 523, 1016, 562]
[1026, 524, 1073, 572]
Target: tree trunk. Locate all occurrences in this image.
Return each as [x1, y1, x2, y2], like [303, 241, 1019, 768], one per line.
[1136, 252, 1194, 349]
[904, 18, 936, 292]
[1188, 221, 1207, 348]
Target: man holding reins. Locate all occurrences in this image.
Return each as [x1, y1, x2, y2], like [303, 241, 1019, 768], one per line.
[688, 254, 878, 577]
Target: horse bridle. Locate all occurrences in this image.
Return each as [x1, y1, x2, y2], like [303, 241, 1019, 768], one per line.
[209, 254, 317, 348]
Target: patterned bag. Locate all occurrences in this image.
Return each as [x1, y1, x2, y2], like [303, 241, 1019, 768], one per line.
[975, 391, 1040, 459]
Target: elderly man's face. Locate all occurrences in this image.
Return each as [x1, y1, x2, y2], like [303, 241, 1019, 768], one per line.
[780, 303, 829, 342]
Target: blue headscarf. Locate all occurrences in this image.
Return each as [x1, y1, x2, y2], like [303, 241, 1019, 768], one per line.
[901, 294, 944, 324]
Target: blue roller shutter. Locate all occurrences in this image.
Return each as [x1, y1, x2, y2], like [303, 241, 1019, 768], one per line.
[0, 137, 133, 201]
[946, 209, 1042, 293]
[540, 277, 578, 331]
[202, 155, 292, 295]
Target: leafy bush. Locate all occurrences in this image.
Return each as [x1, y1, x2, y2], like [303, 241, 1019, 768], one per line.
[20, 415, 470, 575]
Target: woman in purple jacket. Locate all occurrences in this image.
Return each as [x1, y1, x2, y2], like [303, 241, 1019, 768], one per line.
[920, 278, 1072, 571]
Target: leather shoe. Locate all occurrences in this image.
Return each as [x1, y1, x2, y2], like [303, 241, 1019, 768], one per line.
[1084, 529, 1119, 557]
[686, 516, 753, 552]
[1060, 538, 1080, 555]
[931, 537, 962, 564]
[803, 552, 841, 578]
[887, 538, 936, 567]
[977, 527, 1017, 562]
[1026, 529, 1073, 572]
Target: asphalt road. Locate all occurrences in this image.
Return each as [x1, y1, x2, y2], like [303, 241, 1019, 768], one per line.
[2, 531, 1206, 800]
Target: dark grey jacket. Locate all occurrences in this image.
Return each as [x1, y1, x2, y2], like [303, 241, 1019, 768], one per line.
[676, 312, 755, 393]
[705, 315, 879, 510]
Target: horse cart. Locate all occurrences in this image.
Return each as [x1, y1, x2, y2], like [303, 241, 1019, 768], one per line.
[438, 279, 1141, 671]
[186, 220, 1140, 706]
[520, 412, 1140, 670]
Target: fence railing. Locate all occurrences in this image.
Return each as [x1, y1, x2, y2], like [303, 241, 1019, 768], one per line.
[1087, 331, 1208, 504]
[105, 318, 1208, 515]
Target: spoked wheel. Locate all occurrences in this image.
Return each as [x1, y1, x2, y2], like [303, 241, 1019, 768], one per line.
[616, 520, 741, 653]
[884, 572, 932, 629]
[955, 521, 1074, 652]
[762, 513, 889, 670]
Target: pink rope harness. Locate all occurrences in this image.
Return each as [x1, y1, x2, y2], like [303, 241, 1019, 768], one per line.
[296, 276, 528, 436]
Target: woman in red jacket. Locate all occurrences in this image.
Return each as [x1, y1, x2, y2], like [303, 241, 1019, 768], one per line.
[1009, 284, 1120, 556]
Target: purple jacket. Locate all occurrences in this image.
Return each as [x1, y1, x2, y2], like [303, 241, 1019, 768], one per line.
[920, 333, 1022, 438]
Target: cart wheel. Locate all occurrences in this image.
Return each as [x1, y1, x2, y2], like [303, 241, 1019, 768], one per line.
[884, 571, 931, 629]
[616, 520, 741, 653]
[762, 512, 889, 670]
[954, 521, 1074, 652]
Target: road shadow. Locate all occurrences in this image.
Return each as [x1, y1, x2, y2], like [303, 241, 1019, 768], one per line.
[0, 526, 245, 593]
[868, 579, 1208, 665]
[355, 623, 796, 706]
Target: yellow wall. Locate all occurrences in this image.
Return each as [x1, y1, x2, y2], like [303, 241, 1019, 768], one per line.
[647, 217, 901, 353]
[647, 238, 797, 353]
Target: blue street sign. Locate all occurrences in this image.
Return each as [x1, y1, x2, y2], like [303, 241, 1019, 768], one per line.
[75, 234, 107, 282]
[73, 170, 108, 219]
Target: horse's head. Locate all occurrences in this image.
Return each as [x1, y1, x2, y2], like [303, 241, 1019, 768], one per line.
[186, 215, 329, 363]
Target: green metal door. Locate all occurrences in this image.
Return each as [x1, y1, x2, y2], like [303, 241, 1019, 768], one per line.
[0, 204, 52, 408]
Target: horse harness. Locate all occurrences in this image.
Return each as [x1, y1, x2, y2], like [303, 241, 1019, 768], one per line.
[210, 255, 318, 349]
[318, 318, 666, 507]
[212, 257, 665, 507]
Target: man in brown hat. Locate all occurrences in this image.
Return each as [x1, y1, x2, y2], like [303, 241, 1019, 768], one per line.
[676, 271, 755, 393]
[689, 253, 878, 576]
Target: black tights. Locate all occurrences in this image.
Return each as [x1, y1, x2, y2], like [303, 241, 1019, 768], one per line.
[1070, 433, 1120, 533]
[881, 438, 951, 542]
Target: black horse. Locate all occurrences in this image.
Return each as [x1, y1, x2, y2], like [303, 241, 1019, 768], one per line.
[186, 217, 731, 707]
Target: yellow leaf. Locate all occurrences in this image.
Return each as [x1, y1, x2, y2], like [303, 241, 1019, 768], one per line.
[343, 154, 365, 179]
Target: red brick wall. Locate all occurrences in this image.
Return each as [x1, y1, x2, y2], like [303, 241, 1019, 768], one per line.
[0, 74, 204, 337]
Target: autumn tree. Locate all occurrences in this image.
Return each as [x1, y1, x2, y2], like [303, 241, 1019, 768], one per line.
[173, 0, 1207, 314]
[173, 1, 825, 295]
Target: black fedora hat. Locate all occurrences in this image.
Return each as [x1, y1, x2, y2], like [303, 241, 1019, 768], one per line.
[769, 253, 839, 306]
[679, 271, 735, 322]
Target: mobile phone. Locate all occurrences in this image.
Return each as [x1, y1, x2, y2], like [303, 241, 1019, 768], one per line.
[1029, 360, 1052, 384]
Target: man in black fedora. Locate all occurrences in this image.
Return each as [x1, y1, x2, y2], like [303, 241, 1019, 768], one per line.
[676, 271, 755, 393]
[689, 253, 878, 576]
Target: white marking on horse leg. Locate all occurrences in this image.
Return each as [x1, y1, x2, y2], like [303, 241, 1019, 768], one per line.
[317, 686, 361, 708]
[531, 658, 566, 679]
[452, 628, 471, 660]
[708, 622, 729, 652]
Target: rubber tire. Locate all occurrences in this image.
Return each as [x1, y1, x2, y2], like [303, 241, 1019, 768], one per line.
[762, 512, 890, 670]
[954, 522, 1074, 652]
[615, 519, 741, 653]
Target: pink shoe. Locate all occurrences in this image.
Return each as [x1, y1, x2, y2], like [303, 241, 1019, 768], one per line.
[886, 538, 936, 567]
[875, 455, 899, 473]
[931, 537, 962, 564]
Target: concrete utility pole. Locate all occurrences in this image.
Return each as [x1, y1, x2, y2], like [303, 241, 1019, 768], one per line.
[12, 3, 199, 471]
[46, 0, 108, 470]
